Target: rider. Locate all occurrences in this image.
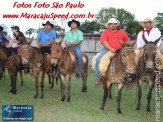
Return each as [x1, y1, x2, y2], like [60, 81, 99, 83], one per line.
[95, 18, 130, 85]
[36, 21, 56, 75]
[63, 19, 83, 79]
[37, 21, 56, 54]
[137, 17, 162, 50]
[0, 26, 9, 73]
[8, 26, 27, 50]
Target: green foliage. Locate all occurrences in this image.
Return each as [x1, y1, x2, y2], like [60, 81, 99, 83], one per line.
[25, 28, 36, 38]
[155, 13, 163, 34]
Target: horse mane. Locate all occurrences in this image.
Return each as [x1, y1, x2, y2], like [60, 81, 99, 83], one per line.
[31, 47, 41, 54]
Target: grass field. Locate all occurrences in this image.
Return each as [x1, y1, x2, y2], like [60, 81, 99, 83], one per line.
[0, 67, 162, 122]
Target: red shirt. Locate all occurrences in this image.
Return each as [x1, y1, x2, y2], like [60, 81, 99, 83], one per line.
[101, 29, 129, 50]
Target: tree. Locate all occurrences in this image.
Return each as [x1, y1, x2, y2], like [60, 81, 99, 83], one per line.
[95, 7, 143, 36]
[25, 28, 36, 38]
[78, 20, 105, 39]
[155, 13, 163, 34]
[53, 25, 65, 38]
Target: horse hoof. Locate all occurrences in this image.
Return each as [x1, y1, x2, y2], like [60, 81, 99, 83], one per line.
[118, 113, 123, 116]
[40, 97, 44, 100]
[33, 95, 38, 99]
[67, 99, 70, 102]
[100, 109, 104, 112]
[81, 89, 87, 93]
[146, 111, 151, 114]
[109, 98, 112, 100]
[48, 84, 51, 88]
[136, 110, 140, 112]
[50, 85, 54, 89]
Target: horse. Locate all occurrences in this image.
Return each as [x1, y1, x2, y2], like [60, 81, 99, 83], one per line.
[50, 40, 89, 102]
[0, 46, 24, 94]
[100, 40, 136, 116]
[19, 44, 54, 99]
[135, 36, 161, 114]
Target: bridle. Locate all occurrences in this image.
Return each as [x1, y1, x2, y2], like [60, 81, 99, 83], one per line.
[111, 46, 135, 82]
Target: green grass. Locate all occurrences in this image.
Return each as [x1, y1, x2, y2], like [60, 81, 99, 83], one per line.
[0, 67, 162, 122]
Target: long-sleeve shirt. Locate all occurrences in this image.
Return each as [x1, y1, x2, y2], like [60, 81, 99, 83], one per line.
[137, 28, 162, 49]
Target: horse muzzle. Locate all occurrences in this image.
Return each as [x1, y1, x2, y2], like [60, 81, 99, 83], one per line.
[146, 64, 154, 73]
[51, 58, 58, 66]
[125, 67, 136, 74]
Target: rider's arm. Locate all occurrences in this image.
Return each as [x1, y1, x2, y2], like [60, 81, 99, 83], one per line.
[43, 38, 55, 47]
[102, 41, 116, 53]
[69, 41, 82, 46]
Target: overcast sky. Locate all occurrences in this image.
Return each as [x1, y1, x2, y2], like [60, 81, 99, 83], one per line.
[0, 0, 162, 37]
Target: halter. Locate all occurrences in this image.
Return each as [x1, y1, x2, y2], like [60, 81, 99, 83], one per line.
[111, 46, 135, 83]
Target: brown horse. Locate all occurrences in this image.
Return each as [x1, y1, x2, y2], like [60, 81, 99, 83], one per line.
[0, 46, 24, 94]
[100, 40, 136, 116]
[135, 36, 161, 114]
[19, 44, 53, 99]
[50, 40, 89, 102]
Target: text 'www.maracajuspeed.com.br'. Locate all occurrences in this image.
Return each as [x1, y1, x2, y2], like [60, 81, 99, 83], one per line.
[3, 12, 94, 20]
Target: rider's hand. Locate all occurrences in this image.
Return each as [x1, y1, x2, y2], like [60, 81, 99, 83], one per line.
[66, 42, 71, 47]
[38, 43, 43, 48]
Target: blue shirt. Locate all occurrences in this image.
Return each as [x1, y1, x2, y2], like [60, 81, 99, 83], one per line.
[0, 32, 9, 46]
[37, 29, 56, 47]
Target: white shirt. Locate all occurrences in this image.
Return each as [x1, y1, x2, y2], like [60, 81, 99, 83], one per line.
[137, 28, 162, 49]
[11, 36, 19, 48]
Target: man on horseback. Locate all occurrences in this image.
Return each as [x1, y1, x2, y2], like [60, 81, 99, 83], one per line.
[0, 26, 9, 73]
[37, 21, 56, 53]
[63, 19, 83, 79]
[137, 17, 163, 70]
[137, 17, 162, 49]
[95, 18, 129, 85]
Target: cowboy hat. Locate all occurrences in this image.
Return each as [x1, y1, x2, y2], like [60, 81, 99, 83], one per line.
[0, 26, 3, 31]
[139, 17, 156, 27]
[106, 18, 120, 28]
[11, 26, 20, 31]
[42, 21, 54, 27]
[68, 19, 80, 28]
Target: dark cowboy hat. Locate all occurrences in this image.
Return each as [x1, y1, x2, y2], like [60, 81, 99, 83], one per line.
[11, 26, 20, 31]
[68, 19, 80, 28]
[0, 26, 3, 31]
[42, 21, 54, 28]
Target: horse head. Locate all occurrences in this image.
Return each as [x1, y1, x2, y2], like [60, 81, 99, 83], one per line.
[51, 39, 63, 66]
[118, 39, 137, 75]
[142, 36, 161, 73]
[19, 44, 31, 67]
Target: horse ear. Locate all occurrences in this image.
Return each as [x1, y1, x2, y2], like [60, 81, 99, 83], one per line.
[130, 40, 137, 47]
[27, 38, 34, 45]
[142, 35, 148, 44]
[118, 38, 125, 47]
[58, 38, 63, 46]
[154, 36, 161, 45]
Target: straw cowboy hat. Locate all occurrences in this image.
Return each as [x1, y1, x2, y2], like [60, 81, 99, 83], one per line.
[106, 18, 120, 28]
[42, 21, 54, 28]
[139, 17, 156, 27]
[68, 19, 80, 28]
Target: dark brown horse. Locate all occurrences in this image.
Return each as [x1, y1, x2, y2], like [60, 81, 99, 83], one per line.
[0, 46, 24, 94]
[19, 44, 53, 99]
[136, 36, 161, 114]
[100, 40, 136, 116]
[50, 40, 89, 102]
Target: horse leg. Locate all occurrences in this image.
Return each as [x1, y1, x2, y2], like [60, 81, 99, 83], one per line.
[48, 74, 52, 88]
[100, 81, 111, 112]
[8, 70, 13, 93]
[67, 74, 71, 102]
[13, 71, 18, 94]
[60, 75, 66, 102]
[19, 71, 24, 86]
[51, 76, 55, 89]
[81, 73, 87, 92]
[33, 72, 39, 99]
[40, 71, 45, 99]
[146, 80, 154, 114]
[117, 83, 124, 116]
[109, 84, 112, 100]
[136, 79, 143, 111]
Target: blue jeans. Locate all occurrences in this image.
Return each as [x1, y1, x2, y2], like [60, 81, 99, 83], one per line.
[70, 45, 82, 73]
[95, 48, 109, 79]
